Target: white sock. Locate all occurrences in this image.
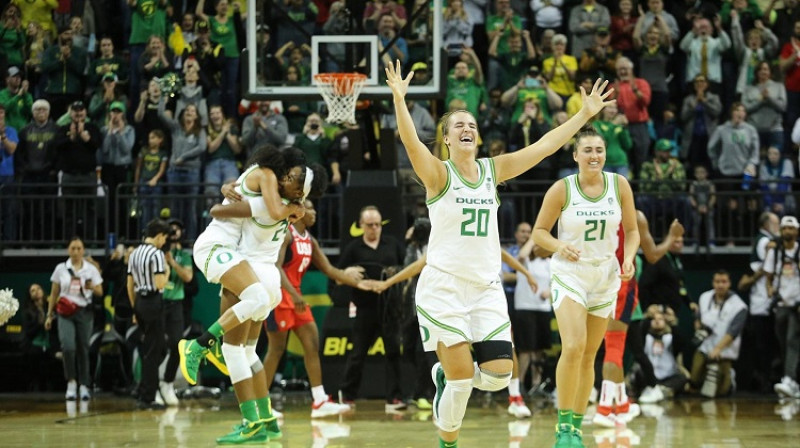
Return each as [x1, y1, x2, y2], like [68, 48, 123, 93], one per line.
[508, 378, 520, 397]
[599, 380, 616, 407]
[617, 382, 629, 404]
[311, 385, 327, 404]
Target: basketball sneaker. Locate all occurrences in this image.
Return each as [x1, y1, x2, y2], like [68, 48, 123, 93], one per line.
[592, 405, 616, 428]
[553, 423, 573, 448]
[262, 417, 282, 440]
[65, 380, 77, 401]
[205, 341, 229, 376]
[638, 385, 665, 404]
[216, 420, 267, 445]
[774, 376, 800, 399]
[159, 381, 179, 406]
[431, 362, 446, 423]
[571, 427, 585, 448]
[312, 397, 351, 418]
[178, 339, 208, 385]
[507, 395, 532, 418]
[79, 384, 90, 401]
[385, 399, 408, 412]
[616, 401, 641, 423]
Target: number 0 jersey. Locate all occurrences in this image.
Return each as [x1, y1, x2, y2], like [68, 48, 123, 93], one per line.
[426, 158, 501, 285]
[555, 171, 622, 263]
[278, 225, 313, 309]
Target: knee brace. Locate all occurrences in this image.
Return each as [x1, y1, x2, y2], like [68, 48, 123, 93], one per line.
[474, 367, 512, 392]
[245, 339, 263, 373]
[604, 330, 627, 369]
[231, 283, 271, 322]
[473, 340, 513, 364]
[221, 343, 252, 384]
[434, 378, 472, 433]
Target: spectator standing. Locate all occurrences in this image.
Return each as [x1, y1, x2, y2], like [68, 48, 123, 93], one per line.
[0, 4, 25, 69]
[134, 129, 168, 233]
[707, 102, 759, 192]
[731, 11, 778, 98]
[681, 75, 722, 170]
[639, 139, 688, 225]
[99, 101, 135, 229]
[88, 73, 127, 125]
[766, 0, 800, 47]
[567, 0, 610, 59]
[445, 56, 487, 118]
[128, 0, 169, 112]
[16, 98, 57, 188]
[197, 0, 242, 117]
[592, 102, 632, 178]
[295, 113, 339, 185]
[126, 218, 171, 409]
[690, 270, 748, 397]
[508, 98, 552, 190]
[501, 65, 563, 125]
[489, 28, 536, 92]
[44, 237, 103, 401]
[639, 235, 694, 313]
[40, 27, 86, 117]
[501, 222, 532, 308]
[204, 104, 241, 206]
[138, 36, 172, 90]
[680, 16, 731, 96]
[486, 0, 522, 90]
[336, 206, 406, 411]
[14, 0, 58, 39]
[760, 147, 795, 216]
[531, 0, 563, 38]
[442, 0, 473, 51]
[241, 101, 288, 154]
[53, 102, 102, 239]
[174, 60, 209, 127]
[638, 0, 680, 43]
[543, 34, 577, 102]
[0, 103, 19, 241]
[88, 37, 129, 89]
[189, 19, 224, 103]
[689, 165, 716, 247]
[363, 0, 406, 34]
[613, 57, 651, 176]
[764, 215, 800, 399]
[0, 66, 32, 131]
[478, 88, 511, 144]
[377, 14, 409, 70]
[742, 62, 787, 151]
[158, 98, 206, 240]
[633, 19, 672, 130]
[579, 26, 619, 81]
[610, 0, 637, 60]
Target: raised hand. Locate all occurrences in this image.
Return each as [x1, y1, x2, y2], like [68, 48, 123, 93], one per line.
[580, 78, 615, 118]
[385, 59, 413, 98]
[668, 219, 685, 238]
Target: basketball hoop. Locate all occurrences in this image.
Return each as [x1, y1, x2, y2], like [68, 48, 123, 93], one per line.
[314, 73, 367, 125]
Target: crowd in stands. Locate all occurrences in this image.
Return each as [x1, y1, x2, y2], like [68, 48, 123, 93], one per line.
[3, 0, 800, 247]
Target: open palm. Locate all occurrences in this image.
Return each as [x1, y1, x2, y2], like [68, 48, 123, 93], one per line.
[385, 60, 413, 98]
[581, 79, 616, 118]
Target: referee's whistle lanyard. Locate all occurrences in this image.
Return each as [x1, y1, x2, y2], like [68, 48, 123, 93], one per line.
[666, 252, 688, 298]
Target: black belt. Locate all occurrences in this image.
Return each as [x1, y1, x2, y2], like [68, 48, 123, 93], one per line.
[136, 290, 162, 298]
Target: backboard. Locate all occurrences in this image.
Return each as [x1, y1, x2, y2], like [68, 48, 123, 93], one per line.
[244, 0, 443, 100]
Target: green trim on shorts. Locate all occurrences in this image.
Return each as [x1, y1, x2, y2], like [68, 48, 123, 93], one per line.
[482, 321, 511, 341]
[588, 299, 615, 312]
[552, 274, 586, 304]
[416, 306, 469, 341]
[204, 244, 224, 278]
[426, 162, 451, 206]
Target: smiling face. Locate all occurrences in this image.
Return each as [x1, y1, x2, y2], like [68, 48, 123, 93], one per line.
[443, 111, 479, 155]
[279, 166, 305, 201]
[573, 135, 606, 173]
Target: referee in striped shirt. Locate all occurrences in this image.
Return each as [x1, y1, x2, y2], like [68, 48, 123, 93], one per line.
[127, 218, 171, 409]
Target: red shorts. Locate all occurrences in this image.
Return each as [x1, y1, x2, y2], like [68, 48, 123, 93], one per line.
[265, 305, 315, 332]
[614, 279, 638, 324]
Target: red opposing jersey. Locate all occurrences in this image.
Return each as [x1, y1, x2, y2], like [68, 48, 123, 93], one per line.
[278, 225, 313, 309]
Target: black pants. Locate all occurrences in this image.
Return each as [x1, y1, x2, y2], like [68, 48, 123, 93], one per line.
[402, 313, 434, 401]
[162, 300, 184, 383]
[339, 305, 403, 402]
[134, 292, 165, 402]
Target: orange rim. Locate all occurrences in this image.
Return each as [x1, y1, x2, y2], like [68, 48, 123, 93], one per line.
[314, 73, 367, 96]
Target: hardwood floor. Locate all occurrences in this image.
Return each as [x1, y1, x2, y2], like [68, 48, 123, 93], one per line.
[1, 393, 799, 447]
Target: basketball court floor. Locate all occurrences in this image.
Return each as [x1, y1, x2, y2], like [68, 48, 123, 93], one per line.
[2, 392, 799, 447]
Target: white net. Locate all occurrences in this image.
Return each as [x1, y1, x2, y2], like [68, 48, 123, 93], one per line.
[314, 73, 367, 125]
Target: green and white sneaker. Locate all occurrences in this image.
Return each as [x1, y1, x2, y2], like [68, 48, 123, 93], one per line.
[431, 362, 446, 423]
[571, 427, 585, 448]
[178, 339, 208, 386]
[553, 423, 573, 448]
[261, 417, 282, 440]
[205, 340, 229, 376]
[216, 420, 267, 445]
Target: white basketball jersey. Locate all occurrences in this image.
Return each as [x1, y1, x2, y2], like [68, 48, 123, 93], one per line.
[236, 166, 289, 264]
[198, 165, 261, 246]
[426, 158, 501, 284]
[555, 172, 622, 263]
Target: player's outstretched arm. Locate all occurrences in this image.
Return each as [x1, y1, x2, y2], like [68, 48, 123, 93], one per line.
[501, 249, 538, 293]
[494, 78, 615, 183]
[533, 180, 580, 262]
[385, 60, 447, 194]
[310, 236, 364, 287]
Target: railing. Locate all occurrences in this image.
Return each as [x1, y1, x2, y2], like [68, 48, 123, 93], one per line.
[0, 179, 794, 255]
